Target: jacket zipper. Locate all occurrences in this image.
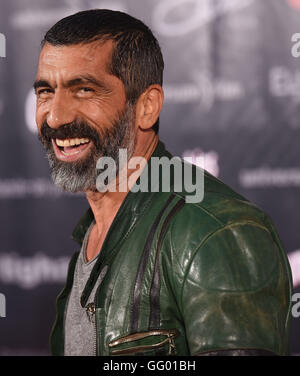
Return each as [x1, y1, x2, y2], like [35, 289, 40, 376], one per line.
[108, 328, 179, 355]
[149, 197, 185, 330]
[167, 331, 176, 355]
[85, 302, 97, 356]
[83, 266, 108, 356]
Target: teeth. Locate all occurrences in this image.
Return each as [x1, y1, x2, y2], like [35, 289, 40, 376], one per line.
[55, 138, 90, 147]
[56, 139, 65, 147]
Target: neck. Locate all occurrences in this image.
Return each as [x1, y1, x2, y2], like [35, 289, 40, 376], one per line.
[86, 134, 159, 234]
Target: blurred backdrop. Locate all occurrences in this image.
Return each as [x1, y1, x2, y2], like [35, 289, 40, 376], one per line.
[0, 0, 300, 355]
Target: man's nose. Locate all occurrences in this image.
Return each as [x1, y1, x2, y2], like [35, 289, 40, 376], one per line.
[47, 92, 76, 129]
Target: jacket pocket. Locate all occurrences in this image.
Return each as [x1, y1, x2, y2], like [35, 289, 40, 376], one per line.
[108, 328, 180, 356]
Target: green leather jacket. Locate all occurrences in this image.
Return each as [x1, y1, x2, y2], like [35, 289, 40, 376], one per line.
[50, 141, 292, 356]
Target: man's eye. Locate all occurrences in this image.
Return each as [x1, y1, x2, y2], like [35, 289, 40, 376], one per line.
[79, 87, 94, 93]
[37, 88, 52, 96]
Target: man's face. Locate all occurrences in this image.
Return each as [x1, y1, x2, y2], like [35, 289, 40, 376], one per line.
[34, 40, 136, 192]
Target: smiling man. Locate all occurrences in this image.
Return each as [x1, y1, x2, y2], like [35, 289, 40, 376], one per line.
[34, 9, 292, 356]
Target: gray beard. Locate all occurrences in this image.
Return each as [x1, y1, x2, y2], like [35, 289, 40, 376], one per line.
[45, 106, 136, 193]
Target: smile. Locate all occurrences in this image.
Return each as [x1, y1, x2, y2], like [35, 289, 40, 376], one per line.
[52, 137, 92, 162]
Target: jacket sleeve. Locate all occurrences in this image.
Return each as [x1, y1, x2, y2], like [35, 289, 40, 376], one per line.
[178, 222, 292, 356]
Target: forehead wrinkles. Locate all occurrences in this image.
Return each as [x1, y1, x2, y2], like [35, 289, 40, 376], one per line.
[38, 40, 114, 79]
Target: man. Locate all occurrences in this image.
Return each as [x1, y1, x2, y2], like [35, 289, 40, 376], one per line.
[34, 9, 292, 356]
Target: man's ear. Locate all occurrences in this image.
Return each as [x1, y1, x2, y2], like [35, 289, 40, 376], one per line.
[135, 85, 164, 130]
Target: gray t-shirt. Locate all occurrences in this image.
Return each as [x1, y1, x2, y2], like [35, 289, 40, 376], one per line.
[64, 220, 107, 356]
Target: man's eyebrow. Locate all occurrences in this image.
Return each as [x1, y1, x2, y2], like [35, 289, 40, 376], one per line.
[65, 75, 109, 90]
[33, 79, 52, 91]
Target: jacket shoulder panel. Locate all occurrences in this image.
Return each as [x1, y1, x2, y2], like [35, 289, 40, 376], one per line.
[165, 192, 279, 289]
[181, 221, 280, 292]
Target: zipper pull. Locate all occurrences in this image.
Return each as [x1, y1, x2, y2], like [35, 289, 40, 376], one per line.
[167, 333, 176, 355]
[85, 302, 96, 323]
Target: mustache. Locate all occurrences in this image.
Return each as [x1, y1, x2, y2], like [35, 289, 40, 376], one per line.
[40, 120, 101, 148]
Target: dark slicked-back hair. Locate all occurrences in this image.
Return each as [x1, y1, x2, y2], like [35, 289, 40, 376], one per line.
[42, 9, 164, 133]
